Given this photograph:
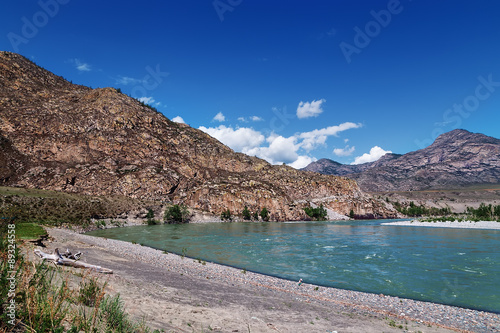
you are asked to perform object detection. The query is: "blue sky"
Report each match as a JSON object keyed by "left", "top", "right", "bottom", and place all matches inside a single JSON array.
[{"left": 1, "top": 1, "right": 500, "bottom": 168}]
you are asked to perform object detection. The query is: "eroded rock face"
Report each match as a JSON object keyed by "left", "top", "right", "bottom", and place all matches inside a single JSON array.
[
  {"left": 304, "top": 130, "right": 500, "bottom": 192},
  {"left": 0, "top": 52, "right": 398, "bottom": 220}
]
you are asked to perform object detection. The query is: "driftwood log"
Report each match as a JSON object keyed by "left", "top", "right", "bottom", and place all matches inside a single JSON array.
[{"left": 34, "top": 248, "right": 113, "bottom": 274}]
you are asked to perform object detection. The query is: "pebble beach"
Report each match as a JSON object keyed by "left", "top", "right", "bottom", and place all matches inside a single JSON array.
[
  {"left": 381, "top": 220, "right": 500, "bottom": 230},
  {"left": 39, "top": 227, "right": 500, "bottom": 333}
]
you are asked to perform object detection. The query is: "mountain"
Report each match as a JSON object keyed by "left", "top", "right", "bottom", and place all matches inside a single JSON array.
[
  {"left": 0, "top": 52, "right": 397, "bottom": 220},
  {"left": 303, "top": 129, "right": 500, "bottom": 192}
]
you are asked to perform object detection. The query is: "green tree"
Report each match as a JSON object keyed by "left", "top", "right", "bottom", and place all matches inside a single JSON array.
[
  {"left": 242, "top": 206, "right": 251, "bottom": 220},
  {"left": 303, "top": 205, "right": 328, "bottom": 221},
  {"left": 494, "top": 205, "right": 500, "bottom": 219},
  {"left": 260, "top": 207, "right": 270, "bottom": 221},
  {"left": 252, "top": 210, "right": 259, "bottom": 221},
  {"left": 164, "top": 204, "right": 190, "bottom": 223},
  {"left": 146, "top": 208, "right": 158, "bottom": 225},
  {"left": 349, "top": 209, "right": 355, "bottom": 219},
  {"left": 221, "top": 209, "right": 232, "bottom": 221}
]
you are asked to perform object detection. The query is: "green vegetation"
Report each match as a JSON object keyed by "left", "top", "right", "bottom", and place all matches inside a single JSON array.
[
  {"left": 0, "top": 186, "right": 151, "bottom": 228},
  {"left": 303, "top": 205, "right": 328, "bottom": 221},
  {"left": 220, "top": 209, "right": 232, "bottom": 221},
  {"left": 0, "top": 221, "right": 159, "bottom": 332},
  {"left": 145, "top": 208, "right": 160, "bottom": 225},
  {"left": 392, "top": 200, "right": 451, "bottom": 217},
  {"left": 260, "top": 207, "right": 270, "bottom": 221},
  {"left": 466, "top": 203, "right": 500, "bottom": 221},
  {"left": 78, "top": 275, "right": 105, "bottom": 307},
  {"left": 13, "top": 222, "right": 47, "bottom": 240},
  {"left": 163, "top": 204, "right": 190, "bottom": 223},
  {"left": 349, "top": 209, "right": 355, "bottom": 219},
  {"left": 242, "top": 206, "right": 251, "bottom": 220}
]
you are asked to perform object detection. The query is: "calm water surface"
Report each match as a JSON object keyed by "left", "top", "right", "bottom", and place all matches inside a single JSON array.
[{"left": 87, "top": 220, "right": 500, "bottom": 313}]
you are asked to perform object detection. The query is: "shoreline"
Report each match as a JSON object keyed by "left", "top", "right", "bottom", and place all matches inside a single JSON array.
[
  {"left": 381, "top": 220, "right": 500, "bottom": 230},
  {"left": 32, "top": 227, "right": 500, "bottom": 332}
]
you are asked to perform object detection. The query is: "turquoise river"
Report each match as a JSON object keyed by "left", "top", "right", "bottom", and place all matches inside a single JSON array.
[{"left": 86, "top": 219, "right": 500, "bottom": 313}]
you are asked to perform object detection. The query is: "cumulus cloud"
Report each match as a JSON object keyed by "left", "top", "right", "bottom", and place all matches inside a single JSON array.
[
  {"left": 250, "top": 116, "right": 263, "bottom": 121},
  {"left": 289, "top": 155, "right": 317, "bottom": 169},
  {"left": 296, "top": 99, "right": 326, "bottom": 119},
  {"left": 351, "top": 146, "right": 392, "bottom": 165},
  {"left": 199, "top": 121, "right": 362, "bottom": 169},
  {"left": 246, "top": 135, "right": 299, "bottom": 164},
  {"left": 333, "top": 145, "right": 355, "bottom": 157},
  {"left": 172, "top": 116, "right": 185, "bottom": 124},
  {"left": 298, "top": 122, "right": 362, "bottom": 151},
  {"left": 213, "top": 112, "right": 226, "bottom": 122},
  {"left": 199, "top": 125, "right": 265, "bottom": 152}
]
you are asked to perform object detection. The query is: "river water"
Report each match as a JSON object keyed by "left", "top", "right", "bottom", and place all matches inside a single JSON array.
[{"left": 86, "top": 219, "right": 500, "bottom": 313}]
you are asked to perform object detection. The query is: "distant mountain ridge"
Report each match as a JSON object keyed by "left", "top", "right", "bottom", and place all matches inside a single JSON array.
[
  {"left": 0, "top": 51, "right": 397, "bottom": 220},
  {"left": 303, "top": 129, "right": 500, "bottom": 192}
]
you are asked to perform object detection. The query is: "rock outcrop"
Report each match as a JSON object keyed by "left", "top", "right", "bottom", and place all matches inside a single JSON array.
[
  {"left": 0, "top": 52, "right": 398, "bottom": 220},
  {"left": 303, "top": 130, "right": 500, "bottom": 192}
]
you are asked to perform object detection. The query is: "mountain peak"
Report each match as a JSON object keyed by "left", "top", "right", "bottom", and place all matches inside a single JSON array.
[{"left": 304, "top": 129, "right": 500, "bottom": 191}]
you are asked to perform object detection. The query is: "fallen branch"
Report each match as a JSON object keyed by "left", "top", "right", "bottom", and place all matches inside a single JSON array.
[{"left": 34, "top": 248, "right": 113, "bottom": 274}]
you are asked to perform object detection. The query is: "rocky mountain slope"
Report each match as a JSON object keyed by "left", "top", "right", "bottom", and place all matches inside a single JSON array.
[
  {"left": 303, "top": 130, "right": 500, "bottom": 192},
  {"left": 0, "top": 52, "right": 397, "bottom": 220}
]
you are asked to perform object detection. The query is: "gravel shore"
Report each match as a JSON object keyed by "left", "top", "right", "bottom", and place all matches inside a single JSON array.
[
  {"left": 38, "top": 227, "right": 500, "bottom": 333},
  {"left": 381, "top": 220, "right": 500, "bottom": 230}
]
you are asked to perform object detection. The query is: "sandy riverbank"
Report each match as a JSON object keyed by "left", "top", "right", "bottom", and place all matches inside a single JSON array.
[
  {"left": 27, "top": 227, "right": 500, "bottom": 332},
  {"left": 381, "top": 220, "right": 500, "bottom": 230}
]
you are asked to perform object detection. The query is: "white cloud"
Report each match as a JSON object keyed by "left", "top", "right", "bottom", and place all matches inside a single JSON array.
[
  {"left": 246, "top": 135, "right": 299, "bottom": 164},
  {"left": 351, "top": 146, "right": 392, "bottom": 165},
  {"left": 289, "top": 155, "right": 316, "bottom": 169},
  {"left": 172, "top": 116, "right": 185, "bottom": 124},
  {"left": 213, "top": 112, "right": 225, "bottom": 122},
  {"left": 199, "top": 121, "right": 362, "bottom": 170},
  {"left": 68, "top": 58, "right": 91, "bottom": 72},
  {"left": 333, "top": 145, "right": 355, "bottom": 157},
  {"left": 298, "top": 122, "right": 362, "bottom": 151},
  {"left": 296, "top": 99, "right": 326, "bottom": 119},
  {"left": 115, "top": 76, "right": 142, "bottom": 85},
  {"left": 199, "top": 125, "right": 265, "bottom": 152},
  {"left": 237, "top": 115, "right": 263, "bottom": 123},
  {"left": 74, "top": 59, "right": 91, "bottom": 72},
  {"left": 138, "top": 96, "right": 155, "bottom": 105}
]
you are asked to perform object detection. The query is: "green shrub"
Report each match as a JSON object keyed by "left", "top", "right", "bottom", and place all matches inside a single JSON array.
[
  {"left": 242, "top": 206, "right": 251, "bottom": 220},
  {"left": 164, "top": 204, "right": 190, "bottom": 223},
  {"left": 304, "top": 205, "right": 328, "bottom": 221},
  {"left": 260, "top": 207, "right": 270, "bottom": 221},
  {"left": 221, "top": 209, "right": 232, "bottom": 221},
  {"left": 78, "top": 276, "right": 105, "bottom": 307}
]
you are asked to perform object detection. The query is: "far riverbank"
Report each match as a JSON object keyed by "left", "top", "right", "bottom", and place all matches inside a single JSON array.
[{"left": 381, "top": 220, "right": 500, "bottom": 230}]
